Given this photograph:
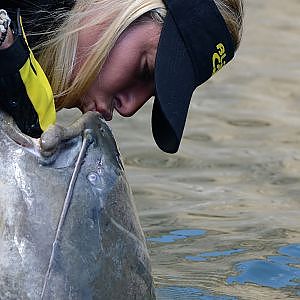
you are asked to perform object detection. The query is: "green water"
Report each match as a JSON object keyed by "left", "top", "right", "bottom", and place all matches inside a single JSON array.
[
  {"left": 59, "top": 0, "right": 300, "bottom": 298},
  {"left": 113, "top": 1, "right": 300, "bottom": 299}
]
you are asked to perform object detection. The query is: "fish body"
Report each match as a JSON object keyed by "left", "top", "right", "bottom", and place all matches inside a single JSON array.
[{"left": 0, "top": 111, "right": 155, "bottom": 300}]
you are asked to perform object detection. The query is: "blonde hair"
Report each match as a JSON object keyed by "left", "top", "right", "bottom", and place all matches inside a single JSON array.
[
  {"left": 35, "top": 0, "right": 243, "bottom": 110},
  {"left": 214, "top": 0, "right": 244, "bottom": 49},
  {"left": 36, "top": 0, "right": 166, "bottom": 110}
]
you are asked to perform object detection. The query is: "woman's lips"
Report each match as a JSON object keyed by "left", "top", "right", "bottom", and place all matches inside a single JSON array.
[
  {"left": 95, "top": 105, "right": 113, "bottom": 121},
  {"left": 94, "top": 109, "right": 112, "bottom": 121},
  {"left": 103, "top": 111, "right": 113, "bottom": 121},
  {"left": 114, "top": 97, "right": 122, "bottom": 110},
  {"left": 81, "top": 98, "right": 114, "bottom": 121}
]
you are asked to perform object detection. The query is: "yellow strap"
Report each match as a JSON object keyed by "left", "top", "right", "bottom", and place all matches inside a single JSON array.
[
  {"left": 19, "top": 54, "right": 56, "bottom": 131},
  {"left": 19, "top": 15, "right": 56, "bottom": 131}
]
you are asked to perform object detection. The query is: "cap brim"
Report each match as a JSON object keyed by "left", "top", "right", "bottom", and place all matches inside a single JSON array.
[{"left": 152, "top": 12, "right": 196, "bottom": 153}]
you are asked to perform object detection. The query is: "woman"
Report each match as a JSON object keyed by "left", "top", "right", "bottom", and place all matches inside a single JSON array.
[{"left": 0, "top": 0, "right": 243, "bottom": 153}]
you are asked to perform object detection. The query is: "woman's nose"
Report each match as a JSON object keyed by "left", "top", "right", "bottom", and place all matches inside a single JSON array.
[{"left": 114, "top": 84, "right": 154, "bottom": 117}]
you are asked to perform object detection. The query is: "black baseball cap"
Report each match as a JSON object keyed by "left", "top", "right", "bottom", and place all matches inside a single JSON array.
[{"left": 152, "top": 0, "right": 235, "bottom": 153}]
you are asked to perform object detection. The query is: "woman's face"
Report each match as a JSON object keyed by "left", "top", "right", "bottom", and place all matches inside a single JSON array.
[{"left": 75, "top": 20, "right": 162, "bottom": 121}]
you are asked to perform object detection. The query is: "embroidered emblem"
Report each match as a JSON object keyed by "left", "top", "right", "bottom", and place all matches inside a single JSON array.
[{"left": 212, "top": 43, "right": 227, "bottom": 75}]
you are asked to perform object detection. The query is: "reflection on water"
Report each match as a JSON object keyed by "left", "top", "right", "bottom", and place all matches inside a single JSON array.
[
  {"left": 153, "top": 240, "right": 300, "bottom": 298},
  {"left": 108, "top": 0, "right": 300, "bottom": 299},
  {"left": 148, "top": 229, "right": 206, "bottom": 243},
  {"left": 156, "top": 286, "right": 237, "bottom": 300},
  {"left": 227, "top": 244, "right": 300, "bottom": 290}
]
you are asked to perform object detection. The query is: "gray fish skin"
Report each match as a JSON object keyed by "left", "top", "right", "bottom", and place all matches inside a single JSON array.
[{"left": 0, "top": 111, "right": 155, "bottom": 300}]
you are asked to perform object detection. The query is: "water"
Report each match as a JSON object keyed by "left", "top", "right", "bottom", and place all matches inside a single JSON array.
[{"left": 59, "top": 0, "right": 300, "bottom": 298}]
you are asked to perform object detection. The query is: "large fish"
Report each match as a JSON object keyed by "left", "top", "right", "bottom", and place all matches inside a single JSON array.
[{"left": 0, "top": 110, "right": 155, "bottom": 300}]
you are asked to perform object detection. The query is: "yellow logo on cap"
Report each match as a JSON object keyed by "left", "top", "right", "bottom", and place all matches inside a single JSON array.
[{"left": 212, "top": 43, "right": 226, "bottom": 75}]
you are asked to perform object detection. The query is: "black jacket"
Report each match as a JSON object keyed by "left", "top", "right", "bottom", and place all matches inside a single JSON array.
[
  {"left": 5, "top": 1, "right": 75, "bottom": 47},
  {"left": 0, "top": 1, "right": 74, "bottom": 137}
]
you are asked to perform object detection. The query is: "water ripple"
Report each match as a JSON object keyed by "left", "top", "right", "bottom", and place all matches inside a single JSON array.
[
  {"left": 186, "top": 249, "right": 245, "bottom": 262},
  {"left": 227, "top": 119, "right": 271, "bottom": 128},
  {"left": 156, "top": 286, "right": 237, "bottom": 300},
  {"left": 123, "top": 152, "right": 197, "bottom": 169}
]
